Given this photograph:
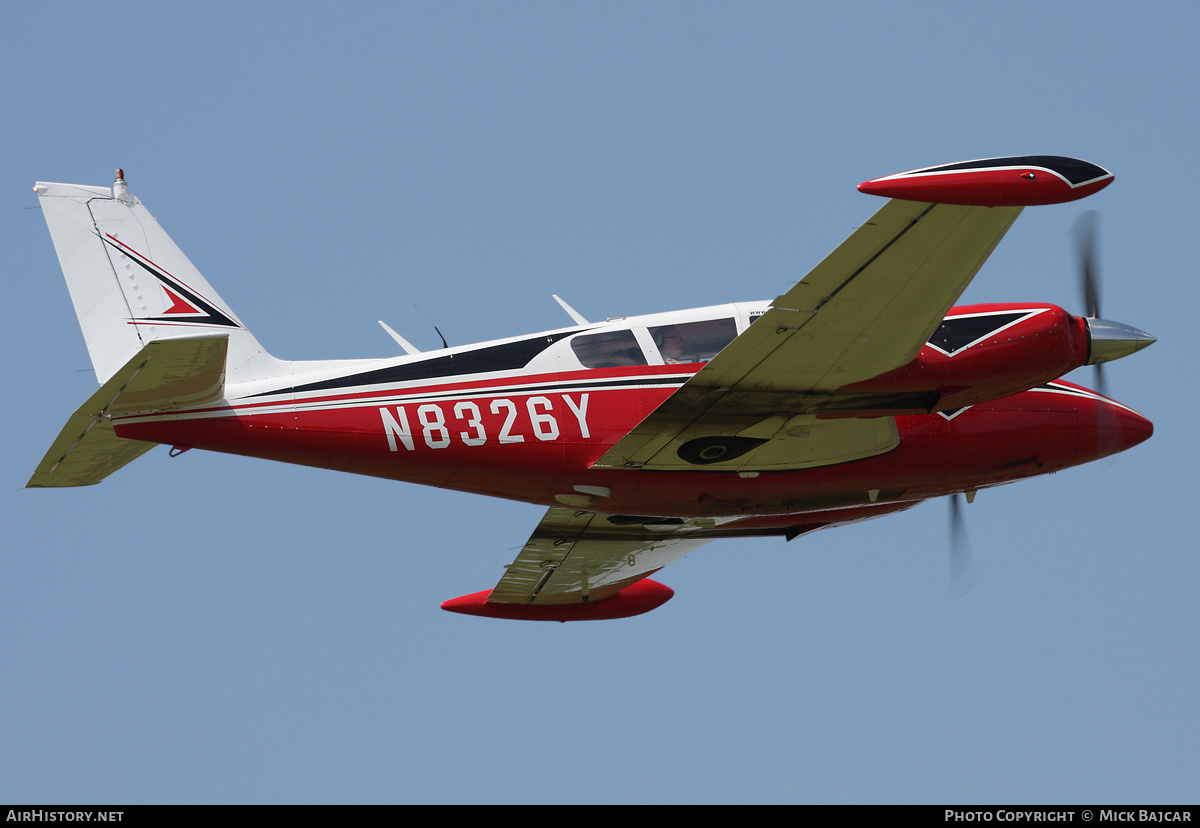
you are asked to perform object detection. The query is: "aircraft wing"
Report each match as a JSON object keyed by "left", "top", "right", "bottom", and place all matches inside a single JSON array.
[
  {"left": 441, "top": 507, "right": 717, "bottom": 620},
  {"left": 441, "top": 499, "right": 926, "bottom": 620},
  {"left": 487, "top": 507, "right": 714, "bottom": 603},
  {"left": 595, "top": 199, "right": 1024, "bottom": 471}
]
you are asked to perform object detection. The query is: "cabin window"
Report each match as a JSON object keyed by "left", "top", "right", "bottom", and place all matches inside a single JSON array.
[
  {"left": 570, "top": 329, "right": 649, "bottom": 368},
  {"left": 649, "top": 318, "right": 737, "bottom": 364}
]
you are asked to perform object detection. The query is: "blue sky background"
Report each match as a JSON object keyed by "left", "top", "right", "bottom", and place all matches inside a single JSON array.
[{"left": 3, "top": 2, "right": 1197, "bottom": 804}]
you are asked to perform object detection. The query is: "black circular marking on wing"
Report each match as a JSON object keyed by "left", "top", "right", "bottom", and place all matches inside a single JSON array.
[{"left": 677, "top": 436, "right": 767, "bottom": 465}]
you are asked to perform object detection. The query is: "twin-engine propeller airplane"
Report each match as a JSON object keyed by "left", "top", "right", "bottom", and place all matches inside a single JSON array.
[{"left": 29, "top": 157, "right": 1155, "bottom": 620}]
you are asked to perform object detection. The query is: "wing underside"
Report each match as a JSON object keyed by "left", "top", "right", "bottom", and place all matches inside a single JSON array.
[
  {"left": 442, "top": 498, "right": 925, "bottom": 620},
  {"left": 445, "top": 198, "right": 1028, "bottom": 619},
  {"left": 596, "top": 200, "right": 1023, "bottom": 471},
  {"left": 488, "top": 507, "right": 716, "bottom": 605}
]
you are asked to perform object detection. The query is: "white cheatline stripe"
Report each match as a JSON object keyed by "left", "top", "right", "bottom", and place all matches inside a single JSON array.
[{"left": 1030, "top": 382, "right": 1141, "bottom": 415}]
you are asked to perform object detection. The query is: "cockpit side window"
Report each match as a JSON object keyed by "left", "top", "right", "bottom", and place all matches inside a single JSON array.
[
  {"left": 570, "top": 329, "right": 649, "bottom": 369},
  {"left": 649, "top": 318, "right": 737, "bottom": 364}
]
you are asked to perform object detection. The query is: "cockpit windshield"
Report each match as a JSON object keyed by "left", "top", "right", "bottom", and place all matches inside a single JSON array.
[{"left": 649, "top": 318, "right": 737, "bottom": 364}]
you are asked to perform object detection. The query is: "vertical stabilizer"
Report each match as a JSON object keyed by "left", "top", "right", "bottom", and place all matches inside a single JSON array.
[{"left": 34, "top": 171, "right": 281, "bottom": 384}]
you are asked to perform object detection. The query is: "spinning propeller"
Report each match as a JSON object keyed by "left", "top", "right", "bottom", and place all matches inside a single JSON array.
[
  {"left": 1075, "top": 211, "right": 1108, "bottom": 397},
  {"left": 1074, "top": 210, "right": 1156, "bottom": 460},
  {"left": 1073, "top": 210, "right": 1155, "bottom": 393},
  {"left": 944, "top": 211, "right": 1155, "bottom": 597},
  {"left": 948, "top": 492, "right": 977, "bottom": 597}
]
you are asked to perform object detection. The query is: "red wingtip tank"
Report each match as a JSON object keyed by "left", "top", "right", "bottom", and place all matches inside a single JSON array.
[
  {"left": 441, "top": 578, "right": 675, "bottom": 622},
  {"left": 858, "top": 155, "right": 1113, "bottom": 206}
]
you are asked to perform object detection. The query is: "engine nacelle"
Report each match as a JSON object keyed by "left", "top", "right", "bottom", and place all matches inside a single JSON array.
[{"left": 832, "top": 303, "right": 1090, "bottom": 414}]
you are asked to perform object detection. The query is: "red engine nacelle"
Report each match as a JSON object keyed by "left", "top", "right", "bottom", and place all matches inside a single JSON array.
[{"left": 834, "top": 303, "right": 1090, "bottom": 414}]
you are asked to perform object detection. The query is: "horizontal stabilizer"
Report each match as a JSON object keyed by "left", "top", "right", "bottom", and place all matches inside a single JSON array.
[{"left": 28, "top": 335, "right": 228, "bottom": 488}]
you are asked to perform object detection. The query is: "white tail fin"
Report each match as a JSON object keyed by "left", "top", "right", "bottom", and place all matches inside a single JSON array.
[{"left": 35, "top": 171, "right": 280, "bottom": 384}]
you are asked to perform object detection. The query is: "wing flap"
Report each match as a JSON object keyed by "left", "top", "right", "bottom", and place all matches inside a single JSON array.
[{"left": 632, "top": 413, "right": 900, "bottom": 472}]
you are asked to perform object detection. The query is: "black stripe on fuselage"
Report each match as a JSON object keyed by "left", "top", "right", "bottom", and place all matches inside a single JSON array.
[{"left": 254, "top": 332, "right": 578, "bottom": 397}]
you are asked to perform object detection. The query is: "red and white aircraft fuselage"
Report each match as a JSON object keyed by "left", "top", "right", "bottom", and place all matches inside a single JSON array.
[{"left": 28, "top": 157, "right": 1154, "bottom": 620}]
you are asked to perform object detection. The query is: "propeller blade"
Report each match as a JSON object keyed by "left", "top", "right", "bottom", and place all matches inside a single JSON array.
[
  {"left": 949, "top": 493, "right": 977, "bottom": 597},
  {"left": 1069, "top": 211, "right": 1151, "bottom": 463},
  {"left": 1074, "top": 210, "right": 1115, "bottom": 399},
  {"left": 1075, "top": 210, "right": 1101, "bottom": 319},
  {"left": 1094, "top": 361, "right": 1108, "bottom": 400}
]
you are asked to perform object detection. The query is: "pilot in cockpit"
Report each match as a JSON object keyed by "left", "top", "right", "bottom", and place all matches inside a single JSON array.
[{"left": 655, "top": 326, "right": 686, "bottom": 364}]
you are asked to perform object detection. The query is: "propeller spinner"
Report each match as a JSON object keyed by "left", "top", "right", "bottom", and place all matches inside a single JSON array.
[{"left": 1074, "top": 211, "right": 1156, "bottom": 396}]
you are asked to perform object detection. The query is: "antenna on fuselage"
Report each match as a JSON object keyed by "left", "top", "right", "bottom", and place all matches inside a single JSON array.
[
  {"left": 552, "top": 294, "right": 589, "bottom": 325},
  {"left": 377, "top": 320, "right": 421, "bottom": 355},
  {"left": 414, "top": 304, "right": 449, "bottom": 349}
]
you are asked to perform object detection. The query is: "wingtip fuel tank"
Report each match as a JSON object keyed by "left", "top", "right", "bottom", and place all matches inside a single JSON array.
[{"left": 859, "top": 155, "right": 1113, "bottom": 206}]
